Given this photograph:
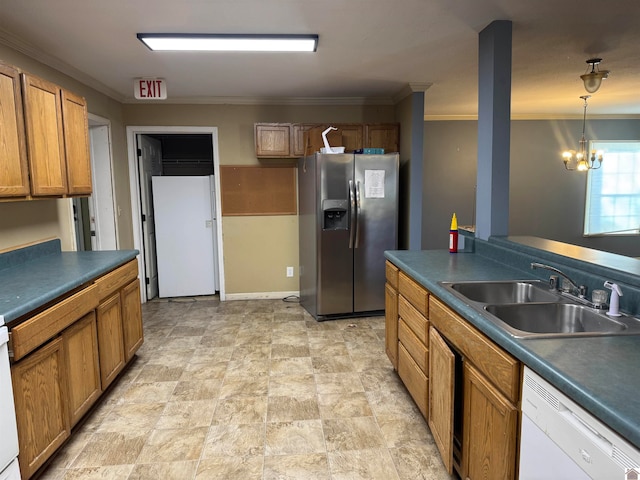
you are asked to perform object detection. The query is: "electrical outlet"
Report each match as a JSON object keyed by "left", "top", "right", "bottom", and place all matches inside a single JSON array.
[{"left": 286, "top": 266, "right": 294, "bottom": 277}]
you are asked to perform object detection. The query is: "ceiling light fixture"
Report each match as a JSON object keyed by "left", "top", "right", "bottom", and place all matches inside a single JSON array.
[
  {"left": 562, "top": 95, "right": 603, "bottom": 171},
  {"left": 137, "top": 33, "right": 319, "bottom": 52},
  {"left": 580, "top": 58, "right": 609, "bottom": 93}
]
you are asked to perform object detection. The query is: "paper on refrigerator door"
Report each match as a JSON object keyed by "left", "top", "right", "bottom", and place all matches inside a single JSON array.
[{"left": 364, "top": 170, "right": 385, "bottom": 198}]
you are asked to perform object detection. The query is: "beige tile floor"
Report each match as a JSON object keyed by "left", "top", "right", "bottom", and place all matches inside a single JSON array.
[{"left": 38, "top": 297, "right": 451, "bottom": 480}]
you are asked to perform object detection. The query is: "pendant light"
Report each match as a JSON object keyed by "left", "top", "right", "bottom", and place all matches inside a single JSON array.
[{"left": 562, "top": 95, "right": 603, "bottom": 171}]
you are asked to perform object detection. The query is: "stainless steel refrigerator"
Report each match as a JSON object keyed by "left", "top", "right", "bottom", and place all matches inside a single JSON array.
[{"left": 298, "top": 153, "right": 399, "bottom": 320}]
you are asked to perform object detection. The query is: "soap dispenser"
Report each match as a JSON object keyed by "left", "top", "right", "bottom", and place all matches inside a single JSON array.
[{"left": 604, "top": 281, "right": 623, "bottom": 317}]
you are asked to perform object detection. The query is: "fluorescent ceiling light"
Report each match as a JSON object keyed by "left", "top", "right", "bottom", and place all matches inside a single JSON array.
[{"left": 137, "top": 33, "right": 318, "bottom": 52}]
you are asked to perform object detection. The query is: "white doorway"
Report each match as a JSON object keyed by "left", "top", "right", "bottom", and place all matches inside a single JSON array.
[
  {"left": 126, "top": 126, "right": 225, "bottom": 303},
  {"left": 72, "top": 114, "right": 118, "bottom": 252}
]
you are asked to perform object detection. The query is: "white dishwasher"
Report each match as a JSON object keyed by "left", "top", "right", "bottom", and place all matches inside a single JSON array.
[
  {"left": 0, "top": 319, "right": 20, "bottom": 480},
  {"left": 520, "top": 366, "right": 640, "bottom": 479}
]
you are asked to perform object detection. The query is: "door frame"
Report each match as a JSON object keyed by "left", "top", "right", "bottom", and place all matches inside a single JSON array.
[{"left": 126, "top": 126, "right": 225, "bottom": 303}]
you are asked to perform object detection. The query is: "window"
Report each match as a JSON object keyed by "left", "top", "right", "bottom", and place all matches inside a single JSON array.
[{"left": 584, "top": 141, "right": 640, "bottom": 236}]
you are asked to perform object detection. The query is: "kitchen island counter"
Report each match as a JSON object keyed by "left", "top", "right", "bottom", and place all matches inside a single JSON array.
[{"left": 385, "top": 245, "right": 640, "bottom": 449}]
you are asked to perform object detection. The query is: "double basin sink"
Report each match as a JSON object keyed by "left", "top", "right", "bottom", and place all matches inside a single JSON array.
[{"left": 439, "top": 280, "right": 640, "bottom": 339}]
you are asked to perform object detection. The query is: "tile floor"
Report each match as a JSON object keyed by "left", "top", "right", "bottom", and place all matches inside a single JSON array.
[{"left": 38, "top": 297, "right": 451, "bottom": 480}]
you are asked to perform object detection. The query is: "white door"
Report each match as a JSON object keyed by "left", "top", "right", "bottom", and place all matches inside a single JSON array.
[
  {"left": 137, "top": 135, "right": 162, "bottom": 300},
  {"left": 152, "top": 175, "right": 217, "bottom": 297}
]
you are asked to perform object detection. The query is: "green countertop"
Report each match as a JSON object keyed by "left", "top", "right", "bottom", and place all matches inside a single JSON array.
[
  {"left": 0, "top": 240, "right": 138, "bottom": 325},
  {"left": 385, "top": 248, "right": 640, "bottom": 449}
]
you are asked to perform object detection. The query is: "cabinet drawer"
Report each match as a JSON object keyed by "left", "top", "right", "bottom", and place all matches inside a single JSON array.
[
  {"left": 398, "top": 318, "right": 428, "bottom": 374},
  {"left": 10, "top": 284, "right": 98, "bottom": 361},
  {"left": 398, "top": 272, "right": 428, "bottom": 315},
  {"left": 385, "top": 261, "right": 399, "bottom": 289},
  {"left": 429, "top": 296, "right": 520, "bottom": 403},
  {"left": 398, "top": 295, "right": 428, "bottom": 345},
  {"left": 398, "top": 342, "right": 428, "bottom": 419},
  {"left": 94, "top": 260, "right": 138, "bottom": 300}
]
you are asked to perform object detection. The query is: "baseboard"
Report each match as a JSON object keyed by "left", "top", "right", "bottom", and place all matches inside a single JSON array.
[{"left": 224, "top": 291, "right": 300, "bottom": 301}]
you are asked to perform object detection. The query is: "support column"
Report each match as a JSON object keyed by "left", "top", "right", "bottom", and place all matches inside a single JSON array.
[
  {"left": 409, "top": 90, "right": 425, "bottom": 250},
  {"left": 475, "top": 20, "right": 512, "bottom": 240}
]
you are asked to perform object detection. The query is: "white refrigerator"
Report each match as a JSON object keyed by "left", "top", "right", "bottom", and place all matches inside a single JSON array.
[{"left": 151, "top": 175, "right": 219, "bottom": 298}]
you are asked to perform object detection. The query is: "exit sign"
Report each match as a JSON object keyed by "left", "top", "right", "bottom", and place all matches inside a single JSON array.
[{"left": 134, "top": 78, "right": 167, "bottom": 99}]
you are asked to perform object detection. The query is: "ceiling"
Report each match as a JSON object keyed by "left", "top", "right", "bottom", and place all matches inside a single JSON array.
[{"left": 0, "top": 0, "right": 638, "bottom": 118}]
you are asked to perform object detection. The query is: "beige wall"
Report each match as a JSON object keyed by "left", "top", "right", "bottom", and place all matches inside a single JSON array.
[
  {"left": 122, "top": 103, "right": 397, "bottom": 295},
  {"left": 0, "top": 45, "right": 131, "bottom": 251},
  {"left": 0, "top": 41, "right": 400, "bottom": 295}
]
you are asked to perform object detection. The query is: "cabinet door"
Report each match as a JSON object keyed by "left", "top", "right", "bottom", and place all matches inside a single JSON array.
[
  {"left": 96, "top": 293, "right": 125, "bottom": 389},
  {"left": 462, "top": 361, "right": 518, "bottom": 480},
  {"left": 365, "top": 124, "right": 399, "bottom": 153},
  {"left": 61, "top": 89, "right": 92, "bottom": 195},
  {"left": 255, "top": 123, "right": 291, "bottom": 157},
  {"left": 428, "top": 327, "right": 455, "bottom": 475},
  {"left": 291, "top": 124, "right": 308, "bottom": 157},
  {"left": 22, "top": 73, "right": 68, "bottom": 196},
  {"left": 0, "top": 62, "right": 30, "bottom": 197},
  {"left": 384, "top": 282, "right": 398, "bottom": 369},
  {"left": 11, "top": 337, "right": 70, "bottom": 479},
  {"left": 63, "top": 311, "right": 101, "bottom": 427},
  {"left": 121, "top": 279, "right": 144, "bottom": 361},
  {"left": 337, "top": 124, "right": 363, "bottom": 152}
]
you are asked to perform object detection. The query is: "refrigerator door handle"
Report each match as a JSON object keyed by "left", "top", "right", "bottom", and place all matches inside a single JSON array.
[
  {"left": 348, "top": 180, "right": 356, "bottom": 249},
  {"left": 355, "top": 180, "right": 362, "bottom": 248}
]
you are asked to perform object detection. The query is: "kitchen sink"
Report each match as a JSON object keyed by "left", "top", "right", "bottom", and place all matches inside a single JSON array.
[
  {"left": 438, "top": 279, "right": 640, "bottom": 339},
  {"left": 483, "top": 303, "right": 640, "bottom": 338},
  {"left": 443, "top": 280, "right": 562, "bottom": 304}
]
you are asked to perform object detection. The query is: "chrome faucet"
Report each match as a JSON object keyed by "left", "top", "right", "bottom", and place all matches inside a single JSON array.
[{"left": 530, "top": 262, "right": 587, "bottom": 298}]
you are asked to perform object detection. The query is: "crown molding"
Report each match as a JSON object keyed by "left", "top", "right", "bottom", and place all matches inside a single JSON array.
[
  {"left": 393, "top": 82, "right": 432, "bottom": 103},
  {"left": 121, "top": 95, "right": 397, "bottom": 106},
  {"left": 0, "top": 27, "right": 125, "bottom": 102}
]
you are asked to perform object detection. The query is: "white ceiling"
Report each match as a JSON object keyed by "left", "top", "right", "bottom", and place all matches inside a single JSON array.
[{"left": 1, "top": 0, "right": 639, "bottom": 118}]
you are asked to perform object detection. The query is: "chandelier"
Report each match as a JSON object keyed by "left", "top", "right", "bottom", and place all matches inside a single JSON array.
[{"left": 562, "top": 95, "right": 603, "bottom": 171}]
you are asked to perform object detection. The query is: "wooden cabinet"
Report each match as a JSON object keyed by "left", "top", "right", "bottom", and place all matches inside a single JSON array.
[
  {"left": 428, "top": 327, "right": 455, "bottom": 474},
  {"left": 428, "top": 296, "right": 520, "bottom": 480},
  {"left": 462, "top": 362, "right": 518, "bottom": 480},
  {"left": 395, "top": 271, "right": 430, "bottom": 420},
  {"left": 255, "top": 123, "right": 292, "bottom": 157},
  {"left": 0, "top": 60, "right": 91, "bottom": 200},
  {"left": 96, "top": 293, "right": 125, "bottom": 389},
  {"left": 61, "top": 89, "right": 92, "bottom": 195},
  {"left": 385, "top": 260, "right": 521, "bottom": 480},
  {"left": 255, "top": 122, "right": 400, "bottom": 158},
  {"left": 0, "top": 62, "right": 30, "bottom": 197},
  {"left": 62, "top": 311, "right": 101, "bottom": 426},
  {"left": 384, "top": 260, "right": 399, "bottom": 369},
  {"left": 95, "top": 259, "right": 142, "bottom": 387},
  {"left": 11, "top": 337, "right": 70, "bottom": 479},
  {"left": 22, "top": 73, "right": 68, "bottom": 196},
  {"left": 365, "top": 123, "right": 400, "bottom": 153},
  {"left": 9, "top": 259, "right": 142, "bottom": 479},
  {"left": 121, "top": 279, "right": 144, "bottom": 362}
]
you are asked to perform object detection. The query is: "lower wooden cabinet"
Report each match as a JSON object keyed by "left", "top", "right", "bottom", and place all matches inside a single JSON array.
[
  {"left": 10, "top": 259, "right": 143, "bottom": 479},
  {"left": 96, "top": 293, "right": 126, "bottom": 389},
  {"left": 463, "top": 362, "right": 518, "bottom": 480},
  {"left": 11, "top": 337, "right": 69, "bottom": 479},
  {"left": 63, "top": 311, "right": 101, "bottom": 427},
  {"left": 384, "top": 282, "right": 398, "bottom": 369},
  {"left": 121, "top": 279, "right": 143, "bottom": 362},
  {"left": 428, "top": 327, "right": 455, "bottom": 474}
]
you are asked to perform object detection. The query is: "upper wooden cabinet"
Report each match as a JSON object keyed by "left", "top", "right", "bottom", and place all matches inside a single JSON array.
[
  {"left": 0, "top": 62, "right": 30, "bottom": 197},
  {"left": 0, "top": 60, "right": 92, "bottom": 200},
  {"left": 22, "top": 74, "right": 68, "bottom": 196},
  {"left": 255, "top": 122, "right": 400, "bottom": 158},
  {"left": 61, "top": 89, "right": 92, "bottom": 195}
]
